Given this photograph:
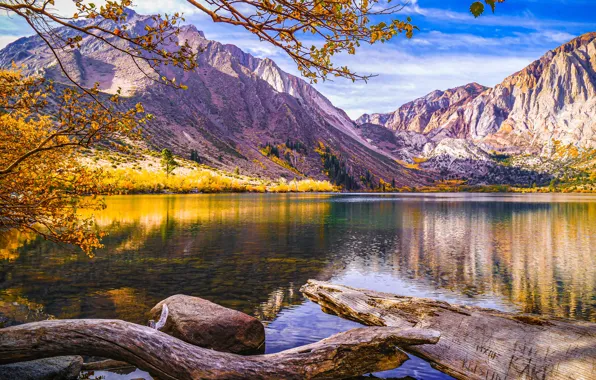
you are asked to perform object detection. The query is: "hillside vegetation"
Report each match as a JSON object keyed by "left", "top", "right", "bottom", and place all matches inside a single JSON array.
[{"left": 83, "top": 148, "right": 335, "bottom": 194}]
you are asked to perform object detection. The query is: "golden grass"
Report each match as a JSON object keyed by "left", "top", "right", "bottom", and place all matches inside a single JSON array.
[{"left": 99, "top": 167, "right": 335, "bottom": 194}]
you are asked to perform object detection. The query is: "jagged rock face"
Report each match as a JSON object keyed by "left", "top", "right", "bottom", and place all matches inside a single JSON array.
[
  {"left": 426, "top": 138, "right": 490, "bottom": 161},
  {"left": 475, "top": 32, "right": 596, "bottom": 151},
  {"left": 356, "top": 83, "right": 486, "bottom": 136},
  {"left": 357, "top": 32, "right": 596, "bottom": 155},
  {"left": 354, "top": 84, "right": 487, "bottom": 163},
  {"left": 351, "top": 33, "right": 596, "bottom": 185},
  {"left": 0, "top": 10, "right": 427, "bottom": 187},
  {"left": 357, "top": 124, "right": 432, "bottom": 163}
]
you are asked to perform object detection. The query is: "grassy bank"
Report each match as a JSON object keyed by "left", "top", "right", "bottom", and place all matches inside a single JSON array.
[
  {"left": 98, "top": 168, "right": 595, "bottom": 195},
  {"left": 85, "top": 148, "right": 594, "bottom": 195},
  {"left": 99, "top": 167, "right": 335, "bottom": 194}
]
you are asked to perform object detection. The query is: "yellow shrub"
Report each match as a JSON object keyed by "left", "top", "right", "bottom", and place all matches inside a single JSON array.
[{"left": 99, "top": 167, "right": 335, "bottom": 194}]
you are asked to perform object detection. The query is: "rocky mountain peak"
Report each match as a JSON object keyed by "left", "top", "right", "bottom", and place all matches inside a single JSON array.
[
  {"left": 355, "top": 82, "right": 487, "bottom": 138},
  {"left": 462, "top": 82, "right": 486, "bottom": 93},
  {"left": 468, "top": 32, "right": 596, "bottom": 148},
  {"left": 554, "top": 31, "right": 596, "bottom": 55},
  {"left": 500, "top": 32, "right": 596, "bottom": 92},
  {"left": 357, "top": 31, "right": 596, "bottom": 165},
  {"left": 180, "top": 24, "right": 206, "bottom": 39},
  {"left": 355, "top": 83, "right": 487, "bottom": 129}
]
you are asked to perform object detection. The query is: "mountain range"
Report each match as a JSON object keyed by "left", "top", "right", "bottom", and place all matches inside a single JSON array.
[
  {"left": 1, "top": 10, "right": 595, "bottom": 189},
  {"left": 356, "top": 33, "right": 596, "bottom": 186},
  {"left": 358, "top": 32, "right": 596, "bottom": 150}
]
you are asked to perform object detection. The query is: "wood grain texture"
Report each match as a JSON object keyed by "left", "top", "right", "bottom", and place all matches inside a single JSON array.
[
  {"left": 0, "top": 319, "right": 439, "bottom": 380},
  {"left": 301, "top": 280, "right": 596, "bottom": 380},
  {"left": 81, "top": 359, "right": 134, "bottom": 371}
]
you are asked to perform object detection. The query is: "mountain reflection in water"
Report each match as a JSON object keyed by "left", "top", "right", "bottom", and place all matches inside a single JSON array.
[{"left": 1, "top": 193, "right": 595, "bottom": 378}]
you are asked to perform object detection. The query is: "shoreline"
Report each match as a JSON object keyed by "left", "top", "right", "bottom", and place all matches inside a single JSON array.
[{"left": 96, "top": 187, "right": 596, "bottom": 196}]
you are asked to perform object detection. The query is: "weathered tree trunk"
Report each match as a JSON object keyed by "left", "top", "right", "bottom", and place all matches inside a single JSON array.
[
  {"left": 0, "top": 319, "right": 438, "bottom": 380},
  {"left": 301, "top": 280, "right": 596, "bottom": 380}
]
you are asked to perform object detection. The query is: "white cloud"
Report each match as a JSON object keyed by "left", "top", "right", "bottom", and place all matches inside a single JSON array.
[
  {"left": 133, "top": 0, "right": 205, "bottom": 16},
  {"left": 0, "top": 35, "right": 21, "bottom": 49},
  {"left": 311, "top": 48, "right": 537, "bottom": 119},
  {"left": 406, "top": 30, "right": 576, "bottom": 51}
]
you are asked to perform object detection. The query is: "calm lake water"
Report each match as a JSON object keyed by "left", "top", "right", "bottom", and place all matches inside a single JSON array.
[{"left": 1, "top": 193, "right": 595, "bottom": 379}]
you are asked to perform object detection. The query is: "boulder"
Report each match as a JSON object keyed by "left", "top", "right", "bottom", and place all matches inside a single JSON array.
[
  {"left": 0, "top": 356, "right": 82, "bottom": 380},
  {"left": 148, "top": 295, "right": 265, "bottom": 354}
]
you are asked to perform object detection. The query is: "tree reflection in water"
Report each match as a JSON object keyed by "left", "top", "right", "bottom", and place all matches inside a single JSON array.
[{"left": 1, "top": 193, "right": 594, "bottom": 329}]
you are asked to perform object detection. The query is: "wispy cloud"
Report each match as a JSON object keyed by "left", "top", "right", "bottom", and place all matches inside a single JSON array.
[
  {"left": 311, "top": 49, "right": 536, "bottom": 119},
  {"left": 409, "top": 30, "right": 576, "bottom": 50}
]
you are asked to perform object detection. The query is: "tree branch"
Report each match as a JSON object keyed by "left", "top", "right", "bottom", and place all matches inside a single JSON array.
[{"left": 0, "top": 319, "right": 439, "bottom": 380}]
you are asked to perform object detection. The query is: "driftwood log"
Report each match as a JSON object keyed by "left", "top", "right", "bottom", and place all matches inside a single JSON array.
[
  {"left": 81, "top": 359, "right": 134, "bottom": 371},
  {"left": 0, "top": 319, "right": 439, "bottom": 379},
  {"left": 301, "top": 280, "right": 596, "bottom": 380}
]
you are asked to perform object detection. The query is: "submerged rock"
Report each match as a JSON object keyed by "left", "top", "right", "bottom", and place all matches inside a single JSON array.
[
  {"left": 149, "top": 295, "right": 265, "bottom": 354},
  {"left": 0, "top": 356, "right": 83, "bottom": 380}
]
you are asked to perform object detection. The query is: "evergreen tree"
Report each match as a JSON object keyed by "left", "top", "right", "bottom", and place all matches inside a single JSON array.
[
  {"left": 190, "top": 149, "right": 201, "bottom": 163},
  {"left": 161, "top": 149, "right": 179, "bottom": 178}
]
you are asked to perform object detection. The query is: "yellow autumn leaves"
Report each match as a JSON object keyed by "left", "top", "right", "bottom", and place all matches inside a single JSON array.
[{"left": 0, "top": 68, "right": 147, "bottom": 254}]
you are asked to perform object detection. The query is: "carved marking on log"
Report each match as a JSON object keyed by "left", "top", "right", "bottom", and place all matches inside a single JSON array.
[{"left": 475, "top": 345, "right": 499, "bottom": 360}]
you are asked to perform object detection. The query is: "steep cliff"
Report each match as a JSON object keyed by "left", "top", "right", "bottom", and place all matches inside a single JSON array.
[{"left": 358, "top": 33, "right": 596, "bottom": 154}]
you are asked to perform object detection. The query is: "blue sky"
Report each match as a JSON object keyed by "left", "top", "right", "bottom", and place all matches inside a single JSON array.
[{"left": 2, "top": 0, "right": 596, "bottom": 118}]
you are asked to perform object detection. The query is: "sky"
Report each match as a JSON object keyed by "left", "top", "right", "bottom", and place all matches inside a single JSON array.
[{"left": 2, "top": 0, "right": 596, "bottom": 119}]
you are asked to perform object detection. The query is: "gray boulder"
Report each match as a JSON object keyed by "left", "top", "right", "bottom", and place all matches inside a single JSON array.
[
  {"left": 0, "top": 356, "right": 83, "bottom": 380},
  {"left": 149, "top": 295, "right": 265, "bottom": 354}
]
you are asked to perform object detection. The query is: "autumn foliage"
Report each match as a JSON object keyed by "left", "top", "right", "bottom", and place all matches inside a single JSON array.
[{"left": 0, "top": 69, "right": 148, "bottom": 254}]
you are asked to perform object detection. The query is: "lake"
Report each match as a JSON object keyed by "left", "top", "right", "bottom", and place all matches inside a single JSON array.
[{"left": 1, "top": 193, "right": 595, "bottom": 379}]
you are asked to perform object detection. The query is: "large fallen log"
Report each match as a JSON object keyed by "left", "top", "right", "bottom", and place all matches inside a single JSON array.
[
  {"left": 301, "top": 280, "right": 596, "bottom": 380},
  {"left": 0, "top": 319, "right": 439, "bottom": 380}
]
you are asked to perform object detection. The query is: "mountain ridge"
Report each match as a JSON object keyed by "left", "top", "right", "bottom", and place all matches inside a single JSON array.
[
  {"left": 357, "top": 32, "right": 596, "bottom": 154},
  {"left": 1, "top": 11, "right": 594, "bottom": 190},
  {"left": 352, "top": 32, "right": 596, "bottom": 188},
  {"left": 0, "top": 10, "right": 427, "bottom": 189}
]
